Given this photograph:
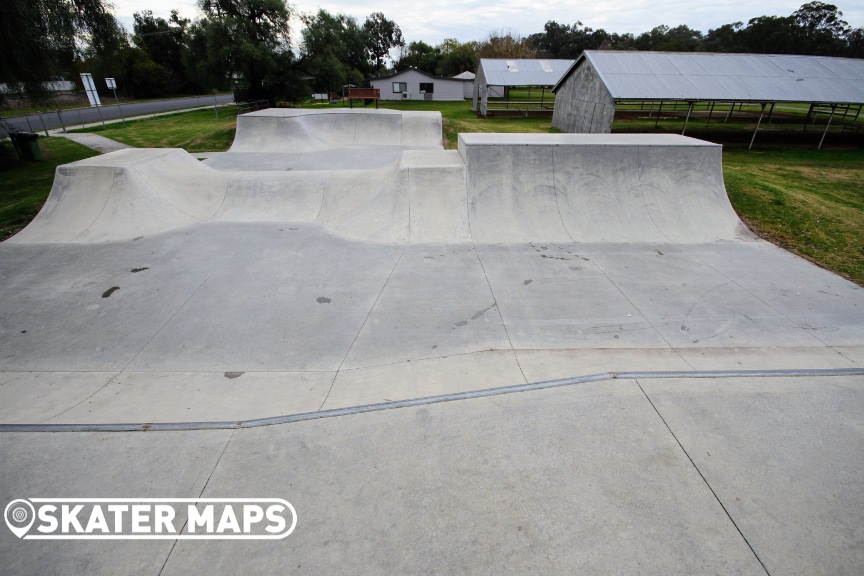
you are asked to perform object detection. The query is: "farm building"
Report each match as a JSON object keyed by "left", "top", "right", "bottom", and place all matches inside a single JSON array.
[
  {"left": 472, "top": 59, "right": 574, "bottom": 117},
  {"left": 453, "top": 71, "right": 476, "bottom": 98},
  {"left": 552, "top": 51, "right": 864, "bottom": 144},
  {"left": 370, "top": 68, "right": 466, "bottom": 101}
]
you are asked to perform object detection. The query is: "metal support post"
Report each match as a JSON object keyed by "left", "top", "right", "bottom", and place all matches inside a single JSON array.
[
  {"left": 681, "top": 101, "right": 694, "bottom": 135},
  {"left": 704, "top": 101, "right": 715, "bottom": 128},
  {"left": 654, "top": 101, "right": 663, "bottom": 129},
  {"left": 749, "top": 103, "right": 767, "bottom": 150},
  {"left": 818, "top": 105, "right": 836, "bottom": 149},
  {"left": 55, "top": 110, "right": 67, "bottom": 133},
  {"left": 112, "top": 89, "right": 126, "bottom": 127},
  {"left": 36, "top": 111, "right": 49, "bottom": 136}
]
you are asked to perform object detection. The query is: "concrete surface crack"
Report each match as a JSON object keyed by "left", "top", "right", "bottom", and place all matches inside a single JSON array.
[
  {"left": 318, "top": 245, "right": 409, "bottom": 411},
  {"left": 157, "top": 429, "right": 235, "bottom": 576},
  {"left": 635, "top": 379, "right": 771, "bottom": 576},
  {"left": 472, "top": 245, "right": 528, "bottom": 384}
]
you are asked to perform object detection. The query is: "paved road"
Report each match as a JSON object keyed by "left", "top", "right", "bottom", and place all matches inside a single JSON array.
[{"left": 1, "top": 94, "right": 234, "bottom": 134}]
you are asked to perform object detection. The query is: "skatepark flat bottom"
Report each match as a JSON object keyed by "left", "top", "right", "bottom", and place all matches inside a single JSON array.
[{"left": 1, "top": 220, "right": 862, "bottom": 423}]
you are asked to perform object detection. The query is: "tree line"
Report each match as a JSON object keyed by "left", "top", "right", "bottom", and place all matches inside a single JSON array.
[{"left": 1, "top": 0, "right": 861, "bottom": 108}]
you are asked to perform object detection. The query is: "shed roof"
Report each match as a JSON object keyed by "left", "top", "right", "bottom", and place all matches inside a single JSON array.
[
  {"left": 371, "top": 67, "right": 462, "bottom": 83},
  {"left": 553, "top": 51, "right": 864, "bottom": 104},
  {"left": 477, "top": 59, "right": 574, "bottom": 87}
]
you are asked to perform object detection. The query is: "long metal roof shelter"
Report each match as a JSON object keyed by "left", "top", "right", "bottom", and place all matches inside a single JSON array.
[
  {"left": 551, "top": 51, "right": 864, "bottom": 148},
  {"left": 553, "top": 51, "right": 864, "bottom": 104}
]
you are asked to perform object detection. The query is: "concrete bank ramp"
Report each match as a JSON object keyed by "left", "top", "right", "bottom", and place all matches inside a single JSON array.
[
  {"left": 8, "top": 147, "right": 470, "bottom": 244},
  {"left": 10, "top": 113, "right": 749, "bottom": 245},
  {"left": 228, "top": 108, "right": 444, "bottom": 153},
  {"left": 459, "top": 133, "right": 751, "bottom": 244}
]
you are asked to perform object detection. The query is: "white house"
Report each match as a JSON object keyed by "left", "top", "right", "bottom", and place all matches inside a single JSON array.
[
  {"left": 453, "top": 71, "right": 476, "bottom": 98},
  {"left": 370, "top": 68, "right": 466, "bottom": 101}
]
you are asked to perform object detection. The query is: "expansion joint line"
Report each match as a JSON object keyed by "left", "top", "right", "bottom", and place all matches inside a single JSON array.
[
  {"left": 471, "top": 243, "right": 527, "bottom": 384},
  {"left": 635, "top": 379, "right": 771, "bottom": 576},
  {"left": 317, "top": 244, "right": 409, "bottom": 411},
  {"left": 157, "top": 429, "right": 235, "bottom": 576},
  {"left": 588, "top": 257, "right": 695, "bottom": 371}
]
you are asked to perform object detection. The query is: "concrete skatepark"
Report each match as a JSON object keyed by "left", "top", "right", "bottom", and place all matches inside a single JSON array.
[{"left": 1, "top": 108, "right": 863, "bottom": 574}]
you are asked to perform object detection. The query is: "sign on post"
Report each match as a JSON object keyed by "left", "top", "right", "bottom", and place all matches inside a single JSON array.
[{"left": 80, "top": 73, "right": 102, "bottom": 107}]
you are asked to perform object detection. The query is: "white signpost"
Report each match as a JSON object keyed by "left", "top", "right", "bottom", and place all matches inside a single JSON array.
[
  {"left": 105, "top": 78, "right": 126, "bottom": 126},
  {"left": 79, "top": 73, "right": 106, "bottom": 126},
  {"left": 80, "top": 73, "right": 102, "bottom": 107}
]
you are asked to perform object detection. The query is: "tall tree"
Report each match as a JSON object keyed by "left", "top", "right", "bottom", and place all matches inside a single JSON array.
[
  {"left": 363, "top": 12, "right": 405, "bottom": 73},
  {"left": 133, "top": 10, "right": 190, "bottom": 93},
  {"left": 0, "top": 0, "right": 120, "bottom": 104},
  {"left": 300, "top": 10, "right": 368, "bottom": 93},
  {"left": 197, "top": 0, "right": 292, "bottom": 101},
  {"left": 396, "top": 41, "right": 441, "bottom": 74}
]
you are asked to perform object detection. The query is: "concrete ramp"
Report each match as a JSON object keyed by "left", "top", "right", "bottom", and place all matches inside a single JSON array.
[
  {"left": 229, "top": 108, "right": 444, "bottom": 153},
  {"left": 459, "top": 133, "right": 750, "bottom": 244}
]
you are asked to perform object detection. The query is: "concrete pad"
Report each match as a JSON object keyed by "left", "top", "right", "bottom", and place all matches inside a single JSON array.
[
  {"left": 0, "top": 429, "right": 231, "bottom": 576},
  {"left": 0, "top": 372, "right": 118, "bottom": 424},
  {"left": 341, "top": 244, "right": 511, "bottom": 369},
  {"left": 677, "top": 346, "right": 861, "bottom": 371},
  {"left": 837, "top": 346, "right": 864, "bottom": 366},
  {"left": 640, "top": 376, "right": 864, "bottom": 576},
  {"left": 57, "top": 133, "right": 134, "bottom": 153},
  {"left": 160, "top": 380, "right": 764, "bottom": 575},
  {"left": 324, "top": 350, "right": 524, "bottom": 409},
  {"left": 126, "top": 225, "right": 403, "bottom": 372},
  {"left": 516, "top": 348, "right": 693, "bottom": 381},
  {"left": 40, "top": 371, "right": 334, "bottom": 424}
]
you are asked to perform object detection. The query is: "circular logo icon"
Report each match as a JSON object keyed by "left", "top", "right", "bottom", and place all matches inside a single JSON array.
[{"left": 4, "top": 499, "right": 36, "bottom": 538}]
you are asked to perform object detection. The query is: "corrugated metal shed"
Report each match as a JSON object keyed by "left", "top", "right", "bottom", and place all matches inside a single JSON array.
[
  {"left": 478, "top": 59, "right": 574, "bottom": 87},
  {"left": 554, "top": 51, "right": 864, "bottom": 104}
]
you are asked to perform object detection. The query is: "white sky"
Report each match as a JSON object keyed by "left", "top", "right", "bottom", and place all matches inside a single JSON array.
[{"left": 111, "top": 0, "right": 864, "bottom": 46}]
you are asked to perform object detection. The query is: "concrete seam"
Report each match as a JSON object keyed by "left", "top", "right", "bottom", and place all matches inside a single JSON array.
[
  {"left": 685, "top": 250, "right": 830, "bottom": 348},
  {"left": 550, "top": 147, "right": 576, "bottom": 242},
  {"left": 157, "top": 428, "right": 235, "bottom": 576},
  {"left": 472, "top": 245, "right": 528, "bottom": 384},
  {"left": 317, "top": 244, "right": 409, "bottom": 411},
  {"left": 2, "top": 369, "right": 861, "bottom": 433},
  {"left": 634, "top": 378, "right": 772, "bottom": 576},
  {"left": 587, "top": 257, "right": 696, "bottom": 370},
  {"left": 315, "top": 171, "right": 330, "bottom": 222},
  {"left": 36, "top": 371, "right": 123, "bottom": 424},
  {"left": 117, "top": 238, "right": 247, "bottom": 373}
]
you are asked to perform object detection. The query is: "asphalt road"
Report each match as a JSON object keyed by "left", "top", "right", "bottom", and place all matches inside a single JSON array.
[{"left": 1, "top": 94, "right": 235, "bottom": 134}]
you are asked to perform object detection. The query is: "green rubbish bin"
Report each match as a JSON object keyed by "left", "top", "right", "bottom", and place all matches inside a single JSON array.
[{"left": 10, "top": 132, "right": 41, "bottom": 161}]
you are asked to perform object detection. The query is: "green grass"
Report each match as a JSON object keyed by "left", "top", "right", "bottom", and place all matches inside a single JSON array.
[
  {"left": 723, "top": 148, "right": 864, "bottom": 285},
  {"left": 0, "top": 137, "right": 98, "bottom": 240},
  {"left": 71, "top": 109, "right": 237, "bottom": 152}
]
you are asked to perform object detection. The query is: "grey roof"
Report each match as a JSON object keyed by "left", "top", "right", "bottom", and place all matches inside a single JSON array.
[
  {"left": 453, "top": 71, "right": 475, "bottom": 81},
  {"left": 371, "top": 67, "right": 462, "bottom": 83},
  {"left": 553, "top": 51, "right": 864, "bottom": 104},
  {"left": 477, "top": 59, "right": 574, "bottom": 87}
]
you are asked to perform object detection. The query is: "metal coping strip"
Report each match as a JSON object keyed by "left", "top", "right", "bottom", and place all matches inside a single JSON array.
[{"left": 1, "top": 368, "right": 862, "bottom": 433}]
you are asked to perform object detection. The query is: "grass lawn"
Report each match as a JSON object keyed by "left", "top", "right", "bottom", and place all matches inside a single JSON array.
[
  {"left": 70, "top": 108, "right": 237, "bottom": 152},
  {"left": 723, "top": 148, "right": 864, "bottom": 285},
  {"left": 3, "top": 100, "right": 862, "bottom": 286},
  {"left": 0, "top": 137, "right": 98, "bottom": 240}
]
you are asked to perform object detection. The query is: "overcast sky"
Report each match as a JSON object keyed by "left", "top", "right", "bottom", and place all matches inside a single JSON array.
[{"left": 111, "top": 0, "right": 864, "bottom": 46}]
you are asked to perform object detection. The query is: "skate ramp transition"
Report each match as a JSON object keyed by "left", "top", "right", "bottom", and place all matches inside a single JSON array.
[{"left": 9, "top": 111, "right": 749, "bottom": 245}]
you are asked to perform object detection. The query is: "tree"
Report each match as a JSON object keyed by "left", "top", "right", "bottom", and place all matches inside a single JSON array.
[
  {"left": 363, "top": 12, "right": 405, "bottom": 73},
  {"left": 197, "top": 0, "right": 292, "bottom": 101},
  {"left": 476, "top": 30, "right": 537, "bottom": 59},
  {"left": 435, "top": 39, "right": 478, "bottom": 77},
  {"left": 396, "top": 41, "right": 441, "bottom": 74},
  {"left": 299, "top": 10, "right": 368, "bottom": 93},
  {"left": 133, "top": 10, "right": 190, "bottom": 93},
  {"left": 0, "top": 0, "right": 120, "bottom": 105},
  {"left": 791, "top": 2, "right": 850, "bottom": 54}
]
